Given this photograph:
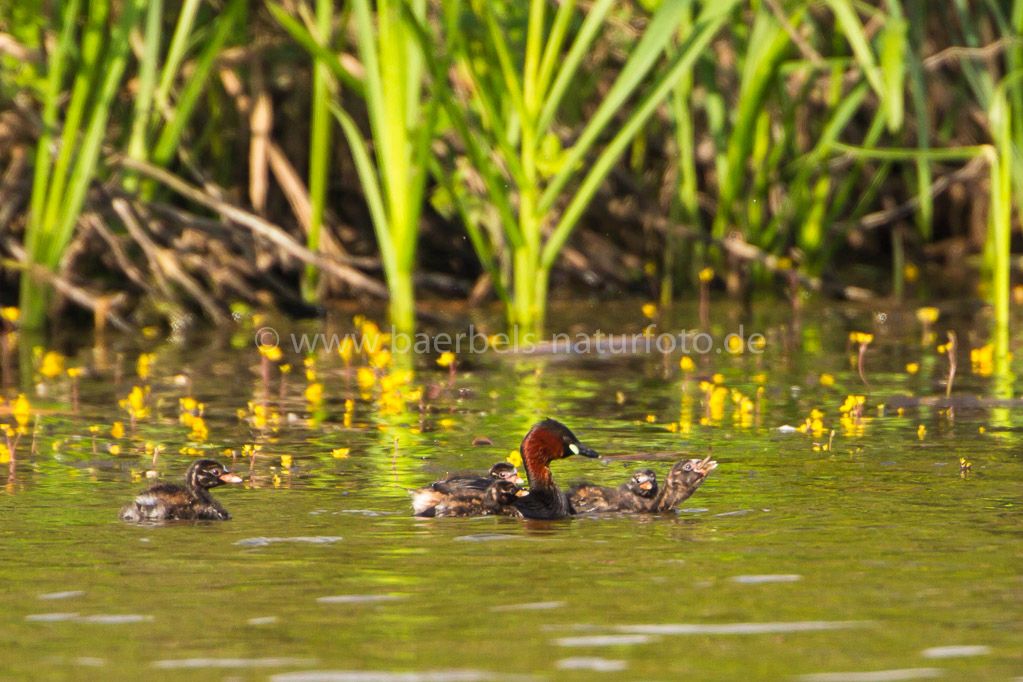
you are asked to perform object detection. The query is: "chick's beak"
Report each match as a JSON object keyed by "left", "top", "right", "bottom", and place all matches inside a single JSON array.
[
  {"left": 695, "top": 456, "right": 718, "bottom": 475},
  {"left": 219, "top": 471, "right": 244, "bottom": 484},
  {"left": 514, "top": 489, "right": 530, "bottom": 497},
  {"left": 639, "top": 481, "right": 653, "bottom": 491}
]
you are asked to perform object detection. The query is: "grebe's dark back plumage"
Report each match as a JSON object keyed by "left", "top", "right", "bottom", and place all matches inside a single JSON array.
[
  {"left": 119, "top": 459, "right": 243, "bottom": 522},
  {"left": 569, "top": 468, "right": 659, "bottom": 513},
  {"left": 412, "top": 462, "right": 524, "bottom": 516},
  {"left": 430, "top": 479, "right": 529, "bottom": 518}
]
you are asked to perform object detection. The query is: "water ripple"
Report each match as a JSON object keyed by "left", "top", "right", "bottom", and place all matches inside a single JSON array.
[
  {"left": 796, "top": 669, "right": 943, "bottom": 682},
  {"left": 920, "top": 645, "right": 990, "bottom": 659},
  {"left": 730, "top": 574, "right": 803, "bottom": 584},
  {"left": 270, "top": 670, "right": 511, "bottom": 682},
  {"left": 554, "top": 634, "right": 657, "bottom": 647},
  {"left": 235, "top": 536, "right": 343, "bottom": 547},
  {"left": 153, "top": 657, "right": 317, "bottom": 669},
  {"left": 316, "top": 595, "right": 404, "bottom": 604},
  {"left": 556, "top": 657, "right": 627, "bottom": 672},
  {"left": 615, "top": 620, "right": 868, "bottom": 635}
]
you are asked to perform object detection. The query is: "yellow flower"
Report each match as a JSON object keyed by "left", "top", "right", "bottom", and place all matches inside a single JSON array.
[
  {"left": 679, "top": 356, "right": 695, "bottom": 372},
  {"left": 712, "top": 373, "right": 725, "bottom": 385},
  {"left": 66, "top": 367, "right": 82, "bottom": 379},
  {"left": 331, "top": 448, "right": 351, "bottom": 459},
  {"left": 121, "top": 385, "right": 149, "bottom": 420},
  {"left": 698, "top": 267, "right": 714, "bottom": 283},
  {"left": 108, "top": 444, "right": 122, "bottom": 456},
  {"left": 645, "top": 414, "right": 656, "bottom": 423},
  {"left": 13, "top": 394, "right": 31, "bottom": 428},
  {"left": 259, "top": 345, "right": 283, "bottom": 362},
  {"left": 915, "top": 307, "right": 940, "bottom": 324},
  {"left": 0, "top": 443, "right": 9, "bottom": 464},
  {"left": 357, "top": 367, "right": 376, "bottom": 389},
  {"left": 136, "top": 353, "right": 155, "bottom": 380},
  {"left": 339, "top": 337, "right": 356, "bottom": 366},
  {"left": 436, "top": 351, "right": 456, "bottom": 368},
  {"left": 849, "top": 332, "right": 873, "bottom": 345},
  {"left": 279, "top": 363, "right": 292, "bottom": 375},
  {"left": 0, "top": 307, "right": 20, "bottom": 323},
  {"left": 189, "top": 416, "right": 209, "bottom": 441},
  {"left": 111, "top": 420, "right": 125, "bottom": 439},
  {"left": 726, "top": 335, "right": 743, "bottom": 354},
  {"left": 819, "top": 373, "right": 835, "bottom": 387},
  {"left": 506, "top": 450, "right": 523, "bottom": 468},
  {"left": 305, "top": 382, "right": 324, "bottom": 404},
  {"left": 903, "top": 263, "right": 920, "bottom": 283},
  {"left": 641, "top": 303, "right": 658, "bottom": 319},
  {"left": 917, "top": 424, "right": 927, "bottom": 440},
  {"left": 39, "top": 351, "right": 65, "bottom": 379},
  {"left": 438, "top": 417, "right": 456, "bottom": 428},
  {"left": 141, "top": 326, "right": 160, "bottom": 340},
  {"left": 905, "top": 362, "right": 919, "bottom": 375},
  {"left": 280, "top": 454, "right": 293, "bottom": 469}
]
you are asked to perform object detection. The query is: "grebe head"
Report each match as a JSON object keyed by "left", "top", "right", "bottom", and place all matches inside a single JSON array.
[
  {"left": 520, "top": 419, "right": 599, "bottom": 463},
  {"left": 186, "top": 459, "right": 243, "bottom": 490},
  {"left": 626, "top": 468, "right": 658, "bottom": 498},
  {"left": 488, "top": 462, "right": 524, "bottom": 486},
  {"left": 666, "top": 456, "right": 717, "bottom": 488}
]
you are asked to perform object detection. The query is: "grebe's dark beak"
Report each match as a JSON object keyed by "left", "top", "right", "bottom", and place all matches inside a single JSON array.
[
  {"left": 570, "top": 443, "right": 599, "bottom": 458},
  {"left": 219, "top": 471, "right": 244, "bottom": 484}
]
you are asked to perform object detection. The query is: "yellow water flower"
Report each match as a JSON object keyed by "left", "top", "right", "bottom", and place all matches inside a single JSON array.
[
  {"left": 438, "top": 418, "right": 456, "bottom": 428},
  {"left": 849, "top": 331, "right": 873, "bottom": 345},
  {"left": 39, "top": 351, "right": 65, "bottom": 379},
  {"left": 339, "top": 337, "right": 356, "bottom": 366},
  {"left": 726, "top": 335, "right": 743, "bottom": 354},
  {"left": 305, "top": 382, "right": 324, "bottom": 404},
  {"left": 917, "top": 424, "right": 927, "bottom": 440},
  {"left": 641, "top": 303, "right": 658, "bottom": 320},
  {"left": 136, "top": 353, "right": 155, "bottom": 380},
  {"left": 357, "top": 367, "right": 376, "bottom": 389},
  {"left": 645, "top": 414, "right": 656, "bottom": 423},
  {"left": 13, "top": 394, "right": 31, "bottom": 428},
  {"left": 905, "top": 362, "right": 920, "bottom": 375},
  {"left": 280, "top": 455, "right": 293, "bottom": 470},
  {"left": 66, "top": 367, "right": 82, "bottom": 379},
  {"left": 970, "top": 344, "right": 994, "bottom": 377},
  {"left": 331, "top": 448, "right": 350, "bottom": 459},
  {"left": 904, "top": 263, "right": 920, "bottom": 283},
  {"left": 506, "top": 450, "right": 523, "bottom": 468},
  {"left": 698, "top": 267, "right": 714, "bottom": 283},
  {"left": 189, "top": 416, "right": 209, "bottom": 441},
  {"left": 0, "top": 307, "right": 20, "bottom": 323},
  {"left": 679, "top": 356, "right": 695, "bottom": 373},
  {"left": 436, "top": 351, "right": 456, "bottom": 368},
  {"left": 916, "top": 307, "right": 940, "bottom": 324},
  {"left": 712, "top": 373, "right": 725, "bottom": 385},
  {"left": 108, "top": 444, "right": 122, "bottom": 456},
  {"left": 819, "top": 373, "right": 835, "bottom": 387},
  {"left": 259, "top": 345, "right": 283, "bottom": 362},
  {"left": 0, "top": 443, "right": 9, "bottom": 464}
]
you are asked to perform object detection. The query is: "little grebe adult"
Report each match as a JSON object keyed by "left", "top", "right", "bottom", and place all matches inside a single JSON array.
[
  {"left": 512, "top": 419, "right": 599, "bottom": 520},
  {"left": 412, "top": 462, "right": 523, "bottom": 516},
  {"left": 430, "top": 479, "right": 529, "bottom": 518},
  {"left": 119, "top": 459, "right": 243, "bottom": 522},
  {"left": 569, "top": 468, "right": 659, "bottom": 513},
  {"left": 649, "top": 456, "right": 717, "bottom": 512}
]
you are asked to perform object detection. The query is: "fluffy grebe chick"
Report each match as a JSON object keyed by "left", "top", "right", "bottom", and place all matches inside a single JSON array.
[
  {"left": 569, "top": 468, "right": 659, "bottom": 513},
  {"left": 430, "top": 479, "right": 529, "bottom": 518},
  {"left": 119, "top": 459, "right": 243, "bottom": 522},
  {"left": 650, "top": 456, "right": 717, "bottom": 512},
  {"left": 412, "top": 462, "right": 523, "bottom": 516}
]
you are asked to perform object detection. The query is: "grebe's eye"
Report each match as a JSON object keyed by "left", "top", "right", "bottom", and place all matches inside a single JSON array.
[
  {"left": 568, "top": 443, "right": 580, "bottom": 455},
  {"left": 683, "top": 463, "right": 692, "bottom": 472}
]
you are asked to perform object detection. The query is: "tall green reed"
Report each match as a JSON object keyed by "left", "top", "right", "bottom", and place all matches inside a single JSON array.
[
  {"left": 21, "top": 0, "right": 145, "bottom": 329},
  {"left": 420, "top": 0, "right": 739, "bottom": 333},
  {"left": 271, "top": 0, "right": 435, "bottom": 333}
]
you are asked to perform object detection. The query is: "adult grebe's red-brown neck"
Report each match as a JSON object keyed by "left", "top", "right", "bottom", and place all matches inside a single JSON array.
[
  {"left": 515, "top": 419, "right": 599, "bottom": 520},
  {"left": 521, "top": 424, "right": 565, "bottom": 490}
]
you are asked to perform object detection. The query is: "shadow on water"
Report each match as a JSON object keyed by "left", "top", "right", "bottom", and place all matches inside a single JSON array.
[{"left": 0, "top": 298, "right": 1021, "bottom": 679}]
